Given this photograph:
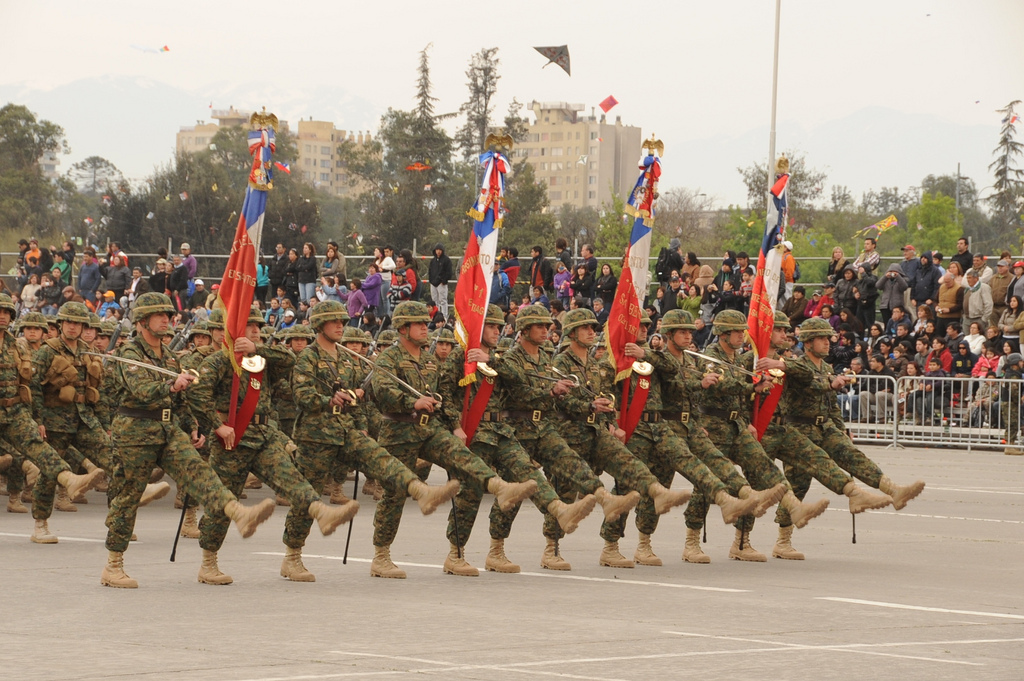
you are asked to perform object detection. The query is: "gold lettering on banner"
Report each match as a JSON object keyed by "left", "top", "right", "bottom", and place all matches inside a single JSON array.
[{"left": 461, "top": 255, "right": 478, "bottom": 273}]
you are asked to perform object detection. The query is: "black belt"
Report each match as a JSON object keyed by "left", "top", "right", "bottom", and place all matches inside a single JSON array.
[
  {"left": 660, "top": 410, "right": 692, "bottom": 423},
  {"left": 502, "top": 409, "right": 546, "bottom": 423},
  {"left": 557, "top": 411, "right": 600, "bottom": 424},
  {"left": 382, "top": 412, "right": 433, "bottom": 427},
  {"left": 217, "top": 412, "right": 271, "bottom": 426},
  {"left": 699, "top": 406, "right": 741, "bottom": 421},
  {"left": 118, "top": 406, "right": 173, "bottom": 423},
  {"left": 776, "top": 414, "right": 829, "bottom": 426},
  {"left": 640, "top": 411, "right": 662, "bottom": 423},
  {"left": 480, "top": 411, "right": 504, "bottom": 423}
]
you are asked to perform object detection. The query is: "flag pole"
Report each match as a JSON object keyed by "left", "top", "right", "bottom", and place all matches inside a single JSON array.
[{"left": 766, "top": 0, "right": 782, "bottom": 194}]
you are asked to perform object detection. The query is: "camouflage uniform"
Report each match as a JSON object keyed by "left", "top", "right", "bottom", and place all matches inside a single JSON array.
[
  {"left": 30, "top": 303, "right": 113, "bottom": 477},
  {"left": 269, "top": 325, "right": 313, "bottom": 439},
  {"left": 105, "top": 295, "right": 237, "bottom": 553}
]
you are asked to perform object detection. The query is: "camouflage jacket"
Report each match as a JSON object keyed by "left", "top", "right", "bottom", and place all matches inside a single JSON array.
[
  {"left": 657, "top": 348, "right": 705, "bottom": 433},
  {"left": 31, "top": 336, "right": 103, "bottom": 433},
  {"left": 111, "top": 335, "right": 198, "bottom": 446},
  {"left": 778, "top": 355, "right": 844, "bottom": 430},
  {"left": 552, "top": 347, "right": 613, "bottom": 442},
  {"left": 0, "top": 330, "right": 35, "bottom": 426},
  {"left": 179, "top": 344, "right": 218, "bottom": 374},
  {"left": 596, "top": 343, "right": 675, "bottom": 443},
  {"left": 438, "top": 345, "right": 515, "bottom": 446},
  {"left": 698, "top": 343, "right": 756, "bottom": 425},
  {"left": 191, "top": 344, "right": 295, "bottom": 448},
  {"left": 491, "top": 342, "right": 586, "bottom": 441},
  {"left": 268, "top": 346, "right": 299, "bottom": 422},
  {"left": 372, "top": 342, "right": 442, "bottom": 446},
  {"left": 293, "top": 342, "right": 367, "bottom": 444}
]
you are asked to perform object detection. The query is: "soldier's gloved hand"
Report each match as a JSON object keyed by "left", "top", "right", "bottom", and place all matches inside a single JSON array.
[
  {"left": 591, "top": 397, "right": 615, "bottom": 413},
  {"left": 701, "top": 373, "right": 720, "bottom": 388},
  {"left": 170, "top": 372, "right": 195, "bottom": 393},
  {"left": 414, "top": 395, "right": 438, "bottom": 413},
  {"left": 551, "top": 379, "right": 574, "bottom": 397},
  {"left": 454, "top": 427, "right": 468, "bottom": 444},
  {"left": 216, "top": 424, "right": 236, "bottom": 450},
  {"left": 624, "top": 343, "right": 645, "bottom": 359},
  {"left": 466, "top": 348, "right": 490, "bottom": 364},
  {"left": 331, "top": 390, "right": 355, "bottom": 407},
  {"left": 234, "top": 337, "right": 256, "bottom": 355},
  {"left": 191, "top": 431, "right": 205, "bottom": 448}
]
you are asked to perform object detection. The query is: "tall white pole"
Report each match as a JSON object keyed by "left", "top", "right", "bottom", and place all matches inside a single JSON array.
[{"left": 766, "top": 0, "right": 782, "bottom": 194}]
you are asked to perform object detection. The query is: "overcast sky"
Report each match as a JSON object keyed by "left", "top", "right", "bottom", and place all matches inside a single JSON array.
[{"left": 3, "top": 0, "right": 1022, "bottom": 207}]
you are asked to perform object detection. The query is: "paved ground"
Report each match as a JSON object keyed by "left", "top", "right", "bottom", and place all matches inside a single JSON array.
[{"left": 3, "top": 445, "right": 1023, "bottom": 681}]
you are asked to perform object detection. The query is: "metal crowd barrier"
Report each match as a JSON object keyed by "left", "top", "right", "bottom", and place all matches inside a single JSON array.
[{"left": 842, "top": 374, "right": 1022, "bottom": 452}]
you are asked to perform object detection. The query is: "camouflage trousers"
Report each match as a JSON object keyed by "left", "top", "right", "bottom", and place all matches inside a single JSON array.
[
  {"left": 105, "top": 426, "right": 235, "bottom": 553},
  {"left": 0, "top": 438, "right": 26, "bottom": 496},
  {"left": 278, "top": 417, "right": 296, "bottom": 442},
  {"left": 373, "top": 428, "right": 497, "bottom": 548},
  {"left": 288, "top": 429, "right": 417, "bottom": 549},
  {"left": 761, "top": 423, "right": 855, "bottom": 527},
  {"left": 675, "top": 422, "right": 752, "bottom": 531},
  {"left": 601, "top": 422, "right": 729, "bottom": 542},
  {"left": 46, "top": 422, "right": 113, "bottom": 474},
  {"left": 687, "top": 419, "right": 788, "bottom": 533},
  {"left": 490, "top": 424, "right": 605, "bottom": 542},
  {"left": 1, "top": 406, "right": 70, "bottom": 521},
  {"left": 448, "top": 436, "right": 558, "bottom": 548},
  {"left": 200, "top": 425, "right": 319, "bottom": 552}
]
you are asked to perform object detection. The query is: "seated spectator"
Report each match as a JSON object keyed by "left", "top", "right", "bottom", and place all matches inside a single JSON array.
[
  {"left": 529, "top": 285, "right": 550, "bottom": 310},
  {"left": 837, "top": 356, "right": 865, "bottom": 421},
  {"left": 859, "top": 354, "right": 896, "bottom": 423},
  {"left": 97, "top": 290, "right": 121, "bottom": 318},
  {"left": 265, "top": 297, "right": 282, "bottom": 327},
  {"left": 916, "top": 357, "right": 949, "bottom": 422},
  {"left": 21, "top": 273, "right": 42, "bottom": 310},
  {"left": 592, "top": 297, "right": 608, "bottom": 326},
  {"left": 900, "top": 362, "right": 925, "bottom": 422},
  {"left": 926, "top": 336, "right": 953, "bottom": 373},
  {"left": 968, "top": 372, "right": 1000, "bottom": 427},
  {"left": 39, "top": 274, "right": 62, "bottom": 315}
]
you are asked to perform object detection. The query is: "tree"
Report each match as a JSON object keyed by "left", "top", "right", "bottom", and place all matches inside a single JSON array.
[
  {"left": 455, "top": 47, "right": 500, "bottom": 160},
  {"left": 66, "top": 156, "right": 123, "bottom": 195},
  {"left": 0, "top": 104, "right": 68, "bottom": 234},
  {"left": 906, "top": 192, "right": 962, "bottom": 256},
  {"left": 988, "top": 100, "right": 1024, "bottom": 235},
  {"left": 738, "top": 152, "right": 828, "bottom": 212}
]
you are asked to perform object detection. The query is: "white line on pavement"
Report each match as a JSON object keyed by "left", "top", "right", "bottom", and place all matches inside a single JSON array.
[
  {"left": 253, "top": 552, "right": 748, "bottom": 592},
  {"left": 0, "top": 531, "right": 105, "bottom": 543},
  {"left": 823, "top": 508, "right": 1024, "bottom": 524},
  {"left": 816, "top": 597, "right": 1024, "bottom": 620},
  {"left": 924, "top": 486, "right": 1024, "bottom": 496}
]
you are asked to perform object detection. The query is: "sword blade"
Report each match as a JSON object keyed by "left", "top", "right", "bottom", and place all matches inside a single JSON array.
[
  {"left": 81, "top": 352, "right": 182, "bottom": 379},
  {"left": 684, "top": 349, "right": 757, "bottom": 378}
]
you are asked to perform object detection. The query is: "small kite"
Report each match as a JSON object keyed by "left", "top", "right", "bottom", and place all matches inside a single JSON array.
[
  {"left": 274, "top": 161, "right": 291, "bottom": 174},
  {"left": 405, "top": 161, "right": 432, "bottom": 171},
  {"left": 599, "top": 95, "right": 618, "bottom": 113},
  {"left": 577, "top": 155, "right": 588, "bottom": 166},
  {"left": 179, "top": 191, "right": 189, "bottom": 201},
  {"left": 130, "top": 45, "right": 170, "bottom": 54},
  {"left": 533, "top": 45, "right": 570, "bottom": 76},
  {"left": 1002, "top": 114, "right": 1020, "bottom": 125},
  {"left": 854, "top": 214, "right": 898, "bottom": 238}
]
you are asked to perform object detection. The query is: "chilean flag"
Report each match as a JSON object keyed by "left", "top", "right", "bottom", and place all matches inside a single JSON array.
[
  {"left": 274, "top": 161, "right": 291, "bottom": 174},
  {"left": 454, "top": 150, "right": 507, "bottom": 385},
  {"left": 218, "top": 126, "right": 275, "bottom": 374}
]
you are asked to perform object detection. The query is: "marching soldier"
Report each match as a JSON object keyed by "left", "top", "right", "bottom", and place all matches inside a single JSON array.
[
  {"left": 756, "top": 316, "right": 926, "bottom": 557},
  {"left": 189, "top": 306, "right": 358, "bottom": 585},
  {"left": 288, "top": 300, "right": 462, "bottom": 581},
  {"left": 270, "top": 324, "right": 313, "bottom": 440},
  {"left": 685, "top": 309, "right": 828, "bottom": 561},
  {"left": 370, "top": 301, "right": 538, "bottom": 578},
  {"left": 18, "top": 312, "right": 49, "bottom": 354},
  {"left": 2, "top": 313, "right": 49, "bottom": 512},
  {"left": 596, "top": 310, "right": 781, "bottom": 568},
  {"left": 0, "top": 293, "right": 102, "bottom": 543},
  {"left": 101, "top": 293, "right": 276, "bottom": 588},
  {"left": 375, "top": 330, "right": 399, "bottom": 352},
  {"left": 431, "top": 327, "right": 456, "bottom": 362},
  {"left": 437, "top": 304, "right": 598, "bottom": 576}
]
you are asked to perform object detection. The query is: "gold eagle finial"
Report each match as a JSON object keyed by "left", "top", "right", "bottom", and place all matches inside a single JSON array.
[
  {"left": 250, "top": 107, "right": 279, "bottom": 130},
  {"left": 484, "top": 132, "right": 514, "bottom": 151},
  {"left": 642, "top": 134, "right": 664, "bottom": 157},
  {"left": 775, "top": 153, "right": 790, "bottom": 175}
]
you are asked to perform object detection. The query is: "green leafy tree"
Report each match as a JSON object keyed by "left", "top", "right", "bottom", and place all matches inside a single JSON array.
[
  {"left": 66, "top": 156, "right": 123, "bottom": 195},
  {"left": 455, "top": 47, "right": 501, "bottom": 161},
  {"left": 738, "top": 152, "right": 828, "bottom": 212},
  {"left": 906, "top": 192, "right": 962, "bottom": 256},
  {"left": 988, "top": 100, "right": 1024, "bottom": 236},
  {"left": 0, "top": 104, "right": 68, "bottom": 234}
]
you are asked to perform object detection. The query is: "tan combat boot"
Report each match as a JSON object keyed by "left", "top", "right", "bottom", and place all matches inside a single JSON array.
[
  {"left": 30, "top": 518, "right": 57, "bottom": 544},
  {"left": 599, "top": 540, "right": 634, "bottom": 568},
  {"left": 487, "top": 477, "right": 539, "bottom": 512},
  {"left": 180, "top": 507, "right": 200, "bottom": 539},
  {"left": 276, "top": 494, "right": 290, "bottom": 506},
  {"left": 634, "top": 533, "right": 662, "bottom": 566},
  {"left": 224, "top": 498, "right": 276, "bottom": 538},
  {"left": 280, "top": 546, "right": 316, "bottom": 582},
  {"left": 308, "top": 499, "right": 359, "bottom": 536},
  {"left": 715, "top": 490, "right": 760, "bottom": 525},
  {"left": 485, "top": 538, "right": 520, "bottom": 573},
  {"left": 328, "top": 481, "right": 348, "bottom": 505},
  {"left": 547, "top": 494, "right": 597, "bottom": 534},
  {"left": 22, "top": 460, "right": 40, "bottom": 489},
  {"left": 649, "top": 482, "right": 692, "bottom": 515},
  {"left": 174, "top": 488, "right": 184, "bottom": 509},
  {"left": 541, "top": 538, "right": 571, "bottom": 571},
  {"left": 80, "top": 459, "right": 105, "bottom": 497},
  {"left": 7, "top": 494, "right": 28, "bottom": 513},
  {"left": 594, "top": 487, "right": 641, "bottom": 522},
  {"left": 149, "top": 467, "right": 165, "bottom": 484},
  {"left": 0, "top": 453, "right": 11, "bottom": 472},
  {"left": 139, "top": 482, "right": 171, "bottom": 507},
  {"left": 54, "top": 486, "right": 77, "bottom": 512},
  {"left": 683, "top": 527, "right": 711, "bottom": 564},
  {"left": 771, "top": 525, "right": 804, "bottom": 560},
  {"left": 844, "top": 482, "right": 893, "bottom": 513},
  {"left": 56, "top": 468, "right": 103, "bottom": 503},
  {"left": 244, "top": 473, "right": 262, "bottom": 489},
  {"left": 729, "top": 528, "right": 767, "bottom": 562},
  {"left": 197, "top": 549, "right": 233, "bottom": 585},
  {"left": 100, "top": 550, "right": 138, "bottom": 588},
  {"left": 739, "top": 483, "right": 788, "bottom": 518},
  {"left": 407, "top": 479, "right": 460, "bottom": 515},
  {"left": 443, "top": 544, "right": 479, "bottom": 577},
  {"left": 362, "top": 478, "right": 384, "bottom": 500},
  {"left": 878, "top": 475, "right": 925, "bottom": 510},
  {"left": 779, "top": 491, "right": 829, "bottom": 528},
  {"left": 370, "top": 545, "right": 406, "bottom": 579}
]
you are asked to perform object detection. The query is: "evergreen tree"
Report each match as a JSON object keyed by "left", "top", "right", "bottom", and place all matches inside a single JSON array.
[
  {"left": 988, "top": 100, "right": 1024, "bottom": 234},
  {"left": 455, "top": 48, "right": 501, "bottom": 160}
]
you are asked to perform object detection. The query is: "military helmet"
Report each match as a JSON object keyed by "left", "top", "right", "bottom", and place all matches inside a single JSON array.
[
  {"left": 515, "top": 304, "right": 551, "bottom": 332},
  {"left": 661, "top": 309, "right": 697, "bottom": 332},
  {"left": 341, "top": 326, "right": 368, "bottom": 344},
  {"left": 277, "top": 324, "right": 312, "bottom": 342},
  {"left": 260, "top": 325, "right": 275, "bottom": 341},
  {"left": 562, "top": 308, "right": 600, "bottom": 336},
  {"left": 485, "top": 304, "right": 506, "bottom": 327},
  {"left": 796, "top": 317, "right": 835, "bottom": 342},
  {"left": 247, "top": 306, "right": 264, "bottom": 326},
  {"left": 391, "top": 301, "right": 431, "bottom": 328},
  {"left": 712, "top": 309, "right": 748, "bottom": 335},
  {"left": 18, "top": 311, "right": 50, "bottom": 330},
  {"left": 497, "top": 336, "right": 514, "bottom": 351},
  {"left": 433, "top": 327, "right": 456, "bottom": 344},
  {"left": 362, "top": 330, "right": 374, "bottom": 343},
  {"left": 57, "top": 301, "right": 91, "bottom": 324},
  {"left": 188, "top": 320, "right": 211, "bottom": 339},
  {"left": 206, "top": 309, "right": 225, "bottom": 330},
  {"left": 376, "top": 329, "right": 399, "bottom": 346},
  {"left": 99, "top": 320, "right": 119, "bottom": 337},
  {"left": 308, "top": 300, "right": 350, "bottom": 330},
  {"left": 132, "top": 292, "right": 175, "bottom": 322},
  {"left": 639, "top": 309, "right": 653, "bottom": 326},
  {"left": 0, "top": 293, "right": 16, "bottom": 315},
  {"left": 773, "top": 311, "right": 792, "bottom": 330},
  {"left": 87, "top": 312, "right": 103, "bottom": 330}
]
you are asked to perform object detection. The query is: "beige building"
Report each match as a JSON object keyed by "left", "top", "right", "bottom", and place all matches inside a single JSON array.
[
  {"left": 39, "top": 150, "right": 61, "bottom": 181},
  {"left": 512, "top": 101, "right": 642, "bottom": 210},
  {"left": 175, "top": 109, "right": 369, "bottom": 198}
]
